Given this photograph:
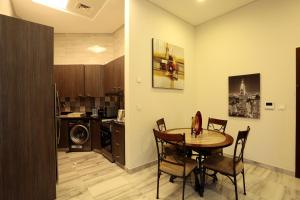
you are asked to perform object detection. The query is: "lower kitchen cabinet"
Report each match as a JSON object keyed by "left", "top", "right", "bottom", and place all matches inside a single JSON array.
[
  {"left": 57, "top": 119, "right": 69, "bottom": 150},
  {"left": 91, "top": 119, "right": 101, "bottom": 153},
  {"left": 112, "top": 122, "right": 125, "bottom": 165}
]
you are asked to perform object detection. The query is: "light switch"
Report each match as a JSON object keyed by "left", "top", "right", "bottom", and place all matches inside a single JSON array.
[
  {"left": 136, "top": 77, "right": 142, "bottom": 84},
  {"left": 136, "top": 104, "right": 142, "bottom": 111},
  {"left": 265, "top": 102, "right": 274, "bottom": 110},
  {"left": 278, "top": 104, "right": 286, "bottom": 111}
]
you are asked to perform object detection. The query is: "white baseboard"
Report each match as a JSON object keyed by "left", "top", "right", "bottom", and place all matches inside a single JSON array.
[
  {"left": 222, "top": 153, "right": 295, "bottom": 177},
  {"left": 125, "top": 156, "right": 295, "bottom": 177},
  {"left": 125, "top": 160, "right": 157, "bottom": 174}
]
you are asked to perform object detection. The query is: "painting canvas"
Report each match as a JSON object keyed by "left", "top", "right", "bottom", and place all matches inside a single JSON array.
[
  {"left": 152, "top": 38, "right": 184, "bottom": 89},
  {"left": 229, "top": 73, "right": 260, "bottom": 119}
]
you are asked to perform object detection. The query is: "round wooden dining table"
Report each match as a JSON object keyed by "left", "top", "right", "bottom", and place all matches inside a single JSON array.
[
  {"left": 166, "top": 128, "right": 233, "bottom": 150},
  {"left": 165, "top": 128, "right": 234, "bottom": 197}
]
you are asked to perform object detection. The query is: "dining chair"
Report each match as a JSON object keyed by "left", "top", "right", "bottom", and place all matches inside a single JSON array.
[
  {"left": 203, "top": 126, "right": 250, "bottom": 200},
  {"left": 195, "top": 117, "right": 228, "bottom": 181},
  {"left": 153, "top": 129, "right": 198, "bottom": 200},
  {"left": 156, "top": 118, "right": 188, "bottom": 183},
  {"left": 207, "top": 117, "right": 228, "bottom": 156},
  {"left": 207, "top": 117, "right": 227, "bottom": 133},
  {"left": 156, "top": 118, "right": 167, "bottom": 131}
]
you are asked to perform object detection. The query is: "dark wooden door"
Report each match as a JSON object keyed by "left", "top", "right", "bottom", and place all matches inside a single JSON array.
[
  {"left": 296, "top": 48, "right": 300, "bottom": 178},
  {"left": 54, "top": 65, "right": 84, "bottom": 97},
  {"left": 0, "top": 14, "right": 56, "bottom": 199},
  {"left": 85, "top": 65, "right": 104, "bottom": 97}
]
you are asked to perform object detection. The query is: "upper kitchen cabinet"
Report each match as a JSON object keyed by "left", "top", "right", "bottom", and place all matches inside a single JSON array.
[
  {"left": 114, "top": 56, "right": 124, "bottom": 92},
  {"left": 103, "top": 56, "right": 124, "bottom": 94},
  {"left": 103, "top": 60, "right": 114, "bottom": 94},
  {"left": 54, "top": 65, "right": 85, "bottom": 97},
  {"left": 85, "top": 65, "right": 104, "bottom": 97}
]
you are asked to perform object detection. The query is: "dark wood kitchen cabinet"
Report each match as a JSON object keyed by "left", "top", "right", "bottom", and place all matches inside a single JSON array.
[
  {"left": 91, "top": 119, "right": 101, "bottom": 153},
  {"left": 103, "top": 56, "right": 124, "bottom": 94},
  {"left": 54, "top": 65, "right": 104, "bottom": 97},
  {"left": 0, "top": 14, "right": 56, "bottom": 199},
  {"left": 115, "top": 56, "right": 124, "bottom": 92},
  {"left": 103, "top": 60, "right": 114, "bottom": 94},
  {"left": 53, "top": 65, "right": 85, "bottom": 97},
  {"left": 57, "top": 120, "right": 69, "bottom": 150},
  {"left": 85, "top": 65, "right": 104, "bottom": 97},
  {"left": 112, "top": 122, "right": 125, "bottom": 165}
]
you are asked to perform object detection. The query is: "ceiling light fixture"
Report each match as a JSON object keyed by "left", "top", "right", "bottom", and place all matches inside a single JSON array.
[
  {"left": 32, "top": 0, "right": 69, "bottom": 10},
  {"left": 87, "top": 45, "right": 106, "bottom": 54},
  {"left": 197, "top": 0, "right": 206, "bottom": 3}
]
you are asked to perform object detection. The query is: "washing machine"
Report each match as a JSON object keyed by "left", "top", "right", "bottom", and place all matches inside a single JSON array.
[{"left": 68, "top": 119, "right": 91, "bottom": 152}]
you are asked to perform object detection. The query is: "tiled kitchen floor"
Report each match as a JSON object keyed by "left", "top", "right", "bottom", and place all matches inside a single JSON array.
[{"left": 56, "top": 152, "right": 300, "bottom": 200}]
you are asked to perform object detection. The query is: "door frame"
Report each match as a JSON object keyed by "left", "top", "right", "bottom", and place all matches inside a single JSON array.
[{"left": 296, "top": 48, "right": 300, "bottom": 178}]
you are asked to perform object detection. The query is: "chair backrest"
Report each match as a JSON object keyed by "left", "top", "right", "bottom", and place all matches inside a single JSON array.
[
  {"left": 156, "top": 118, "right": 167, "bottom": 131},
  {"left": 153, "top": 129, "right": 186, "bottom": 169},
  {"left": 207, "top": 117, "right": 227, "bottom": 134},
  {"left": 233, "top": 126, "right": 250, "bottom": 171}
]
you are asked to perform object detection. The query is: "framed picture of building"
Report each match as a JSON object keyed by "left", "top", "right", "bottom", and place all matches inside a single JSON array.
[
  {"left": 152, "top": 38, "right": 184, "bottom": 89},
  {"left": 228, "top": 73, "right": 260, "bottom": 119}
]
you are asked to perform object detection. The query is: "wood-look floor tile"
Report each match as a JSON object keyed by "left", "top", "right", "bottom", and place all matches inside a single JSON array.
[{"left": 56, "top": 152, "right": 300, "bottom": 200}]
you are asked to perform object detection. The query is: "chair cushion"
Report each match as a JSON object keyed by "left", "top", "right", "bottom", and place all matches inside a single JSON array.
[
  {"left": 160, "top": 157, "right": 197, "bottom": 177},
  {"left": 203, "top": 155, "right": 243, "bottom": 176}
]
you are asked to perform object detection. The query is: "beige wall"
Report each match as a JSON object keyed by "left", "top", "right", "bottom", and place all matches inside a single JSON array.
[
  {"left": 126, "top": 0, "right": 298, "bottom": 172},
  {"left": 54, "top": 27, "right": 124, "bottom": 65},
  {"left": 125, "top": 0, "right": 196, "bottom": 169},
  {"left": 0, "top": 0, "right": 15, "bottom": 16},
  {"left": 113, "top": 26, "right": 125, "bottom": 59},
  {"left": 195, "top": 0, "right": 298, "bottom": 172}
]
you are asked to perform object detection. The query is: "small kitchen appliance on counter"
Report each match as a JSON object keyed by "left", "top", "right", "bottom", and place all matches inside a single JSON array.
[
  {"left": 103, "top": 105, "right": 118, "bottom": 118},
  {"left": 116, "top": 109, "right": 125, "bottom": 122}
]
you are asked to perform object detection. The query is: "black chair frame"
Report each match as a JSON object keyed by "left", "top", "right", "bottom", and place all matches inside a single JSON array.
[
  {"left": 153, "top": 129, "right": 197, "bottom": 200},
  {"left": 204, "top": 126, "right": 250, "bottom": 200}
]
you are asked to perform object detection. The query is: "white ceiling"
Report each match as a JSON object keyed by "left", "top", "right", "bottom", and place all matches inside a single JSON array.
[
  {"left": 11, "top": 0, "right": 124, "bottom": 33},
  {"left": 11, "top": 0, "right": 256, "bottom": 33},
  {"left": 148, "top": 0, "right": 257, "bottom": 26}
]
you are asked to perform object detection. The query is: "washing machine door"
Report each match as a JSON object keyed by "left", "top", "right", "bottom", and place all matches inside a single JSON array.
[{"left": 70, "top": 124, "right": 90, "bottom": 145}]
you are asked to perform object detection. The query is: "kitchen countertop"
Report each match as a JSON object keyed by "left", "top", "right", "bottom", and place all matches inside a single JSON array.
[
  {"left": 113, "top": 120, "right": 125, "bottom": 126},
  {"left": 57, "top": 113, "right": 124, "bottom": 125},
  {"left": 58, "top": 115, "right": 100, "bottom": 120}
]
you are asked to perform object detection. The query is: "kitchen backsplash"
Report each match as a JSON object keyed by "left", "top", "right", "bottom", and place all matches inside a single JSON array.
[{"left": 60, "top": 95, "right": 123, "bottom": 113}]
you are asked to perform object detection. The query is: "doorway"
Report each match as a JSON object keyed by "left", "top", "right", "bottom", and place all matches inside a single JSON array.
[{"left": 296, "top": 48, "right": 300, "bottom": 178}]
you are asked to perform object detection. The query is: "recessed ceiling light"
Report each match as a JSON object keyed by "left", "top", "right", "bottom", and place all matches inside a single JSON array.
[
  {"left": 197, "top": 0, "right": 206, "bottom": 3},
  {"left": 87, "top": 45, "right": 106, "bottom": 53},
  {"left": 32, "top": 0, "right": 69, "bottom": 10}
]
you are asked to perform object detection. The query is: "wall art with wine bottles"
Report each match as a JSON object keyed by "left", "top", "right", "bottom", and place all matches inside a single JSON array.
[{"left": 152, "top": 38, "right": 184, "bottom": 89}]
